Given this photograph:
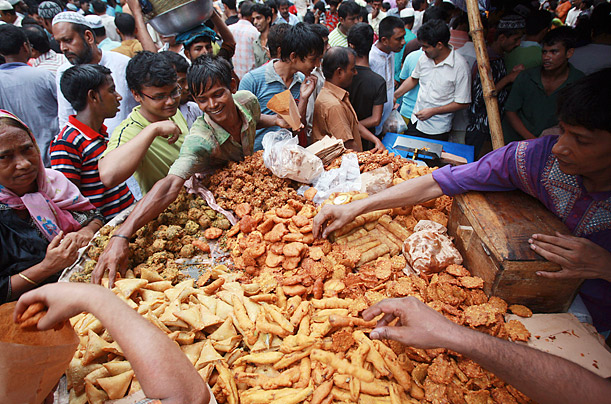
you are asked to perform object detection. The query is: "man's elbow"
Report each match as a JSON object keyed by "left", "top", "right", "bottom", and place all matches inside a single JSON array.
[{"left": 98, "top": 164, "right": 120, "bottom": 189}]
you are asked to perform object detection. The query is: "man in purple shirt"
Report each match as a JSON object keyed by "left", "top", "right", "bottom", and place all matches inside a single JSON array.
[{"left": 314, "top": 68, "right": 611, "bottom": 334}]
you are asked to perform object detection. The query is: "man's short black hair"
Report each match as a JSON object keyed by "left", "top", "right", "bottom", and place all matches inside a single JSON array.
[
  {"left": 322, "top": 46, "right": 355, "bottom": 80},
  {"left": 280, "top": 22, "right": 324, "bottom": 61},
  {"left": 23, "top": 24, "right": 50, "bottom": 54},
  {"left": 591, "top": 2, "right": 611, "bottom": 37},
  {"left": 222, "top": 0, "right": 236, "bottom": 11},
  {"left": 61, "top": 64, "right": 112, "bottom": 112},
  {"left": 265, "top": 0, "right": 277, "bottom": 13},
  {"left": 268, "top": 22, "right": 290, "bottom": 58},
  {"left": 126, "top": 51, "right": 177, "bottom": 92},
  {"left": 525, "top": 9, "right": 552, "bottom": 36},
  {"left": 542, "top": 26, "right": 576, "bottom": 51},
  {"left": 276, "top": 0, "right": 288, "bottom": 7},
  {"left": 239, "top": 1, "right": 255, "bottom": 17},
  {"left": 0, "top": 24, "right": 27, "bottom": 56},
  {"left": 92, "top": 0, "right": 106, "bottom": 13},
  {"left": 160, "top": 50, "right": 189, "bottom": 74},
  {"left": 309, "top": 23, "right": 329, "bottom": 39},
  {"left": 417, "top": 19, "right": 450, "bottom": 47},
  {"left": 115, "top": 12, "right": 136, "bottom": 36},
  {"left": 557, "top": 68, "right": 611, "bottom": 132},
  {"left": 92, "top": 26, "right": 106, "bottom": 38},
  {"left": 347, "top": 22, "right": 373, "bottom": 57},
  {"left": 327, "top": 0, "right": 339, "bottom": 7},
  {"left": 187, "top": 54, "right": 232, "bottom": 96},
  {"left": 379, "top": 15, "right": 403, "bottom": 40},
  {"left": 338, "top": 0, "right": 360, "bottom": 19},
  {"left": 313, "top": 1, "right": 325, "bottom": 14},
  {"left": 422, "top": 5, "right": 450, "bottom": 24},
  {"left": 412, "top": 0, "right": 425, "bottom": 10},
  {"left": 252, "top": 3, "right": 272, "bottom": 19}
]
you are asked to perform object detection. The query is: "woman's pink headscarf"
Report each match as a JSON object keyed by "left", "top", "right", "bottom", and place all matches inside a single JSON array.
[{"left": 0, "top": 110, "right": 96, "bottom": 242}]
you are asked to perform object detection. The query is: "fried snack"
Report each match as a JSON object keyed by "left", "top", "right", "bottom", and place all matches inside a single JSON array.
[
  {"left": 310, "top": 349, "right": 374, "bottom": 382},
  {"left": 508, "top": 304, "right": 533, "bottom": 318},
  {"left": 235, "top": 203, "right": 252, "bottom": 218},
  {"left": 328, "top": 315, "right": 377, "bottom": 328},
  {"left": 235, "top": 367, "right": 300, "bottom": 389},
  {"left": 304, "top": 187, "right": 318, "bottom": 201},
  {"left": 505, "top": 320, "right": 531, "bottom": 342},
  {"left": 333, "top": 209, "right": 392, "bottom": 238},
  {"left": 333, "top": 374, "right": 391, "bottom": 396},
  {"left": 311, "top": 380, "right": 334, "bottom": 404},
  {"left": 204, "top": 227, "right": 223, "bottom": 240},
  {"left": 459, "top": 276, "right": 484, "bottom": 289},
  {"left": 378, "top": 215, "right": 411, "bottom": 241},
  {"left": 357, "top": 243, "right": 391, "bottom": 266}
]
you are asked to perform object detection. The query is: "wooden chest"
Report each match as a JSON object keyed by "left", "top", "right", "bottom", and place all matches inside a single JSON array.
[{"left": 447, "top": 190, "right": 582, "bottom": 313}]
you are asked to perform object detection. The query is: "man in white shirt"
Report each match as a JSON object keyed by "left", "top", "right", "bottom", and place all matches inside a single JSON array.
[
  {"left": 368, "top": 0, "right": 387, "bottom": 35},
  {"left": 275, "top": 0, "right": 300, "bottom": 25},
  {"left": 411, "top": 0, "right": 427, "bottom": 34},
  {"left": 92, "top": 0, "right": 120, "bottom": 42},
  {"left": 52, "top": 12, "right": 137, "bottom": 135},
  {"left": 394, "top": 19, "right": 471, "bottom": 141},
  {"left": 369, "top": 15, "right": 405, "bottom": 136}
]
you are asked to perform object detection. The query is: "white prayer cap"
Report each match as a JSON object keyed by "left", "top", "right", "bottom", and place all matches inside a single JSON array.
[
  {"left": 85, "top": 14, "right": 103, "bottom": 29},
  {"left": 52, "top": 11, "right": 89, "bottom": 26}
]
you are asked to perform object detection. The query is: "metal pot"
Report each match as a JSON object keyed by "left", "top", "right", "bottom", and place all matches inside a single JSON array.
[{"left": 148, "top": 0, "right": 213, "bottom": 36}]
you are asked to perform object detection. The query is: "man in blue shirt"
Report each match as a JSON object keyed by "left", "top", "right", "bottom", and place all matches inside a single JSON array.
[{"left": 239, "top": 23, "right": 324, "bottom": 150}]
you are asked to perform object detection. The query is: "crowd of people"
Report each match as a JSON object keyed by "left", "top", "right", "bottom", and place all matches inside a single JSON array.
[{"left": 0, "top": 0, "right": 610, "bottom": 402}]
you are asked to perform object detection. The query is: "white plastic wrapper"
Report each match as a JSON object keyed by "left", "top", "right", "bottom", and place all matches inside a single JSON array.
[
  {"left": 262, "top": 130, "right": 324, "bottom": 183},
  {"left": 307, "top": 153, "right": 362, "bottom": 204}
]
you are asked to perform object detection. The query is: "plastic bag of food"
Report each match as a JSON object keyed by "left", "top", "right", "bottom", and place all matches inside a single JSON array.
[
  {"left": 308, "top": 153, "right": 362, "bottom": 204},
  {"left": 262, "top": 130, "right": 324, "bottom": 183},
  {"left": 402, "top": 220, "right": 463, "bottom": 275},
  {"left": 382, "top": 108, "right": 407, "bottom": 134}
]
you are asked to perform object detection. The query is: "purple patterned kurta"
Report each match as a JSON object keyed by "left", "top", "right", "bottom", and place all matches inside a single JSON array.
[{"left": 433, "top": 135, "right": 611, "bottom": 331}]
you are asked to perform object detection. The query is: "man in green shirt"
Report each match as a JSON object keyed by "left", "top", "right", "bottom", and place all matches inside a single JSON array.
[
  {"left": 99, "top": 51, "right": 187, "bottom": 195},
  {"left": 92, "top": 55, "right": 287, "bottom": 286},
  {"left": 504, "top": 9, "right": 552, "bottom": 72},
  {"left": 503, "top": 27, "right": 584, "bottom": 143}
]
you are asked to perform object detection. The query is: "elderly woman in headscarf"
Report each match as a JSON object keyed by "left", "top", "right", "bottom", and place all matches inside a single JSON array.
[{"left": 0, "top": 110, "right": 103, "bottom": 304}]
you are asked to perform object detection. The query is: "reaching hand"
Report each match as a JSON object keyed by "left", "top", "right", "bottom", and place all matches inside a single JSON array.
[
  {"left": 362, "top": 297, "right": 460, "bottom": 349},
  {"left": 91, "top": 236, "right": 131, "bottom": 288},
  {"left": 529, "top": 232, "right": 611, "bottom": 281},
  {"left": 370, "top": 137, "right": 386, "bottom": 153},
  {"left": 62, "top": 227, "right": 95, "bottom": 249},
  {"left": 312, "top": 203, "right": 360, "bottom": 239}
]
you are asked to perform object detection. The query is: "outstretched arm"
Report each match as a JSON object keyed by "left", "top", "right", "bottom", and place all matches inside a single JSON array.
[
  {"left": 92, "top": 174, "right": 185, "bottom": 287},
  {"left": 14, "top": 283, "right": 210, "bottom": 404},
  {"left": 313, "top": 173, "right": 443, "bottom": 238},
  {"left": 99, "top": 121, "right": 181, "bottom": 189},
  {"left": 362, "top": 297, "right": 611, "bottom": 404}
]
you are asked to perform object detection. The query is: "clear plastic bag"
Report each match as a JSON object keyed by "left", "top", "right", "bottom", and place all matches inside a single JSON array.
[
  {"left": 308, "top": 153, "right": 362, "bottom": 204},
  {"left": 262, "top": 130, "right": 324, "bottom": 183},
  {"left": 382, "top": 108, "right": 407, "bottom": 134}
]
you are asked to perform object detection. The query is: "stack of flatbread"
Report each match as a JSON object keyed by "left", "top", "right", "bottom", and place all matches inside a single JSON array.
[{"left": 306, "top": 136, "right": 346, "bottom": 165}]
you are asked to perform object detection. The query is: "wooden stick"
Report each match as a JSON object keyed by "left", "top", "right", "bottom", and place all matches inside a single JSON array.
[{"left": 465, "top": 0, "right": 505, "bottom": 150}]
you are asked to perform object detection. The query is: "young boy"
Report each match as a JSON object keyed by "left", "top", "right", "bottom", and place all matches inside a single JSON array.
[
  {"left": 50, "top": 64, "right": 134, "bottom": 220},
  {"left": 160, "top": 50, "right": 203, "bottom": 128},
  {"left": 98, "top": 51, "right": 188, "bottom": 196},
  {"left": 92, "top": 55, "right": 288, "bottom": 285}
]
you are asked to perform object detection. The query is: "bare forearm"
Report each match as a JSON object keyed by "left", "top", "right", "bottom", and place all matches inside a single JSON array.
[
  {"left": 350, "top": 174, "right": 444, "bottom": 216},
  {"left": 84, "top": 287, "right": 209, "bottom": 404},
  {"left": 359, "top": 104, "right": 383, "bottom": 128},
  {"left": 257, "top": 113, "right": 279, "bottom": 129},
  {"left": 99, "top": 131, "right": 156, "bottom": 188},
  {"left": 211, "top": 10, "right": 235, "bottom": 49},
  {"left": 394, "top": 77, "right": 417, "bottom": 100},
  {"left": 445, "top": 326, "right": 611, "bottom": 404},
  {"left": 358, "top": 124, "right": 379, "bottom": 145},
  {"left": 128, "top": 0, "right": 158, "bottom": 51},
  {"left": 431, "top": 101, "right": 469, "bottom": 115},
  {"left": 506, "top": 111, "right": 536, "bottom": 140},
  {"left": 114, "top": 175, "right": 185, "bottom": 238}
]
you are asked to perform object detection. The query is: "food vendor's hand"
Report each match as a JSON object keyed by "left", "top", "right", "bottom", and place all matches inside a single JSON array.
[
  {"left": 313, "top": 203, "right": 359, "bottom": 239},
  {"left": 530, "top": 232, "right": 611, "bottom": 282},
  {"left": 362, "top": 297, "right": 460, "bottom": 349},
  {"left": 370, "top": 137, "right": 386, "bottom": 154},
  {"left": 41, "top": 231, "right": 80, "bottom": 274},
  {"left": 13, "top": 283, "right": 107, "bottom": 330},
  {"left": 300, "top": 75, "right": 318, "bottom": 100},
  {"left": 91, "top": 236, "right": 131, "bottom": 288},
  {"left": 151, "top": 120, "right": 181, "bottom": 144},
  {"left": 414, "top": 108, "right": 435, "bottom": 121},
  {"left": 274, "top": 114, "right": 295, "bottom": 130}
]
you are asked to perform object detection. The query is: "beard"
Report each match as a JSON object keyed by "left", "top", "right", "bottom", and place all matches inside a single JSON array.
[{"left": 67, "top": 45, "right": 93, "bottom": 65}]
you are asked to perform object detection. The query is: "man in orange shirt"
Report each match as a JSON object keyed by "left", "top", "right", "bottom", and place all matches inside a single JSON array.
[{"left": 555, "top": 0, "right": 572, "bottom": 23}]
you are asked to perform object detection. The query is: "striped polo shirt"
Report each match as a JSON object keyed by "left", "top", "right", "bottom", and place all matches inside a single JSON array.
[{"left": 50, "top": 115, "right": 134, "bottom": 220}]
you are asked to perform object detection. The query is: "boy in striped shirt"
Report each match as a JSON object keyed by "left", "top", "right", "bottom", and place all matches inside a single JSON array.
[{"left": 50, "top": 64, "right": 134, "bottom": 220}]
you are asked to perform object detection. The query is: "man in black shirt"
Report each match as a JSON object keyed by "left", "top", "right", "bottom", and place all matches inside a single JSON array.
[{"left": 347, "top": 23, "right": 387, "bottom": 149}]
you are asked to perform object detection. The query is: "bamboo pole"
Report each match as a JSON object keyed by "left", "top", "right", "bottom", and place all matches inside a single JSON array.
[{"left": 464, "top": 0, "right": 505, "bottom": 150}]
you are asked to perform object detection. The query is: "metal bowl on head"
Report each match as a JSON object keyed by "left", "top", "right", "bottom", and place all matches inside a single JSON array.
[{"left": 148, "top": 0, "right": 213, "bottom": 36}]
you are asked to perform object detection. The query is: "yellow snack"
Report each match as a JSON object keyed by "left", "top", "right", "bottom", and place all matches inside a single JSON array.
[{"left": 310, "top": 349, "right": 375, "bottom": 382}]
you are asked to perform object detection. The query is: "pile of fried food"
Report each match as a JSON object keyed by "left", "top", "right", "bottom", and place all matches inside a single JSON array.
[
  {"left": 64, "top": 150, "right": 535, "bottom": 403},
  {"left": 72, "top": 190, "right": 231, "bottom": 283},
  {"left": 203, "top": 151, "right": 311, "bottom": 214}
]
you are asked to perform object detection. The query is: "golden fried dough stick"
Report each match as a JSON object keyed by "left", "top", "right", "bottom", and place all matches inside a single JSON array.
[
  {"left": 352, "top": 331, "right": 390, "bottom": 377},
  {"left": 310, "top": 349, "right": 375, "bottom": 382},
  {"left": 357, "top": 243, "right": 390, "bottom": 266},
  {"left": 329, "top": 315, "right": 377, "bottom": 328}
]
